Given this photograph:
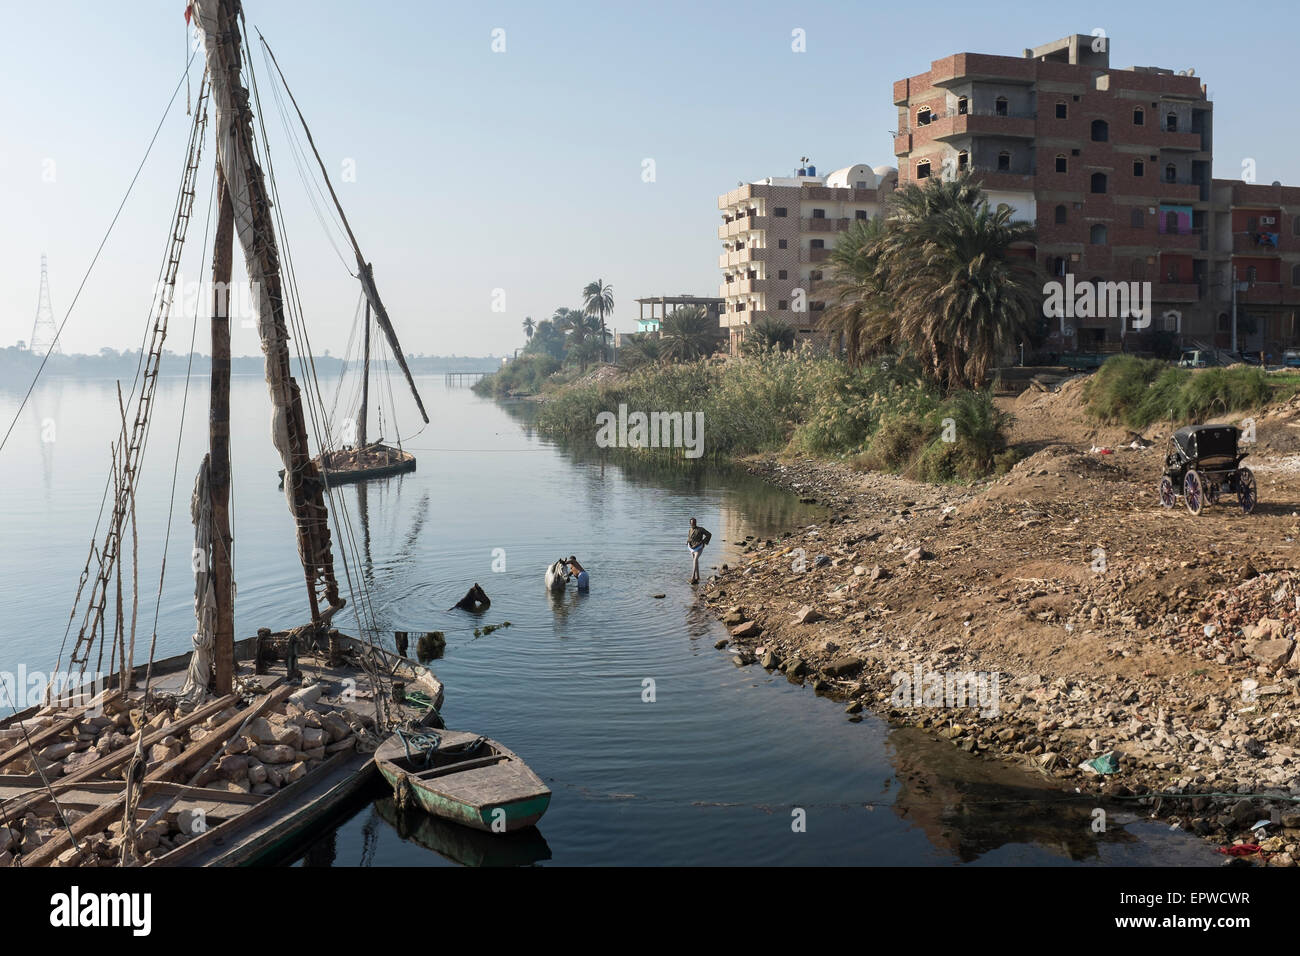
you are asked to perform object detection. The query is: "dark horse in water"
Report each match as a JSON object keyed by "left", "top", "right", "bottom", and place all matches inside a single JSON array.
[{"left": 449, "top": 583, "right": 490, "bottom": 613}]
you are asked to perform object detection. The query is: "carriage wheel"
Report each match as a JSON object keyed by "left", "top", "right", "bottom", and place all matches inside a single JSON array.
[
  {"left": 1158, "top": 476, "right": 1175, "bottom": 508},
  {"left": 1183, "top": 470, "right": 1204, "bottom": 515},
  {"left": 1237, "top": 467, "right": 1257, "bottom": 514}
]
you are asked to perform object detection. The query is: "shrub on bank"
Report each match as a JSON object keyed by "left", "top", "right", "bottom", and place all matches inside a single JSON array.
[
  {"left": 1084, "top": 355, "right": 1297, "bottom": 429},
  {"left": 472, "top": 355, "right": 562, "bottom": 398},
  {"left": 532, "top": 351, "right": 1016, "bottom": 481}
]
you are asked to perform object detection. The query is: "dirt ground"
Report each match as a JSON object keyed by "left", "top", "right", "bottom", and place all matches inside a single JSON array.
[{"left": 700, "top": 375, "right": 1300, "bottom": 863}]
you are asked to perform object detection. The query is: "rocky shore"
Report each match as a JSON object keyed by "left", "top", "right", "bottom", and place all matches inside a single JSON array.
[{"left": 698, "top": 389, "right": 1300, "bottom": 864}]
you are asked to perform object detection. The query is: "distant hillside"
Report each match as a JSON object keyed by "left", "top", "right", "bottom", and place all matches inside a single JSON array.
[{"left": 0, "top": 347, "right": 502, "bottom": 384}]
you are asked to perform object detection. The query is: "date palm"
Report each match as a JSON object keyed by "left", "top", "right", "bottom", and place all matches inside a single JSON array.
[
  {"left": 620, "top": 333, "right": 663, "bottom": 370},
  {"left": 882, "top": 177, "right": 1040, "bottom": 388},
  {"left": 819, "top": 216, "right": 892, "bottom": 368},
  {"left": 660, "top": 306, "right": 716, "bottom": 362},
  {"left": 742, "top": 315, "right": 796, "bottom": 355},
  {"left": 522, "top": 316, "right": 535, "bottom": 341},
  {"left": 582, "top": 279, "right": 615, "bottom": 363}
]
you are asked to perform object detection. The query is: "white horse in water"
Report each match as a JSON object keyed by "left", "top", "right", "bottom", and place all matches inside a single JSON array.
[{"left": 544, "top": 558, "right": 571, "bottom": 593}]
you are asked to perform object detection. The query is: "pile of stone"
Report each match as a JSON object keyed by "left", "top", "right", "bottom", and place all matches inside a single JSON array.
[
  {"left": 2, "top": 686, "right": 365, "bottom": 867},
  {"left": 1183, "top": 570, "right": 1300, "bottom": 672}
]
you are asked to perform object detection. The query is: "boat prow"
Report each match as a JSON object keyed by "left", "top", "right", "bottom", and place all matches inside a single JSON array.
[{"left": 375, "top": 729, "right": 550, "bottom": 833}]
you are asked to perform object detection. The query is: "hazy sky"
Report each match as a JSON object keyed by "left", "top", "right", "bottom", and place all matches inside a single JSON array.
[{"left": 2, "top": 0, "right": 1296, "bottom": 358}]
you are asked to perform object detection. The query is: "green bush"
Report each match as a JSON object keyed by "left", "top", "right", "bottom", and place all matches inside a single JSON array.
[
  {"left": 1085, "top": 356, "right": 1291, "bottom": 429},
  {"left": 529, "top": 351, "right": 1015, "bottom": 482},
  {"left": 472, "top": 355, "right": 562, "bottom": 398}
]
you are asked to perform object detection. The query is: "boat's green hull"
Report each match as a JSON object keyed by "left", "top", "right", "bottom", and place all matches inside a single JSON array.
[{"left": 379, "top": 765, "right": 550, "bottom": 833}]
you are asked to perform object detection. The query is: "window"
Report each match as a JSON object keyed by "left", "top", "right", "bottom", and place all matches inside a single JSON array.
[
  {"left": 1131, "top": 260, "right": 1146, "bottom": 280},
  {"left": 1055, "top": 154, "right": 1067, "bottom": 173},
  {"left": 1247, "top": 266, "right": 1258, "bottom": 284},
  {"left": 1165, "top": 211, "right": 1179, "bottom": 233},
  {"left": 855, "top": 210, "right": 868, "bottom": 219},
  {"left": 811, "top": 209, "right": 826, "bottom": 219},
  {"left": 778, "top": 300, "right": 788, "bottom": 310},
  {"left": 1133, "top": 159, "right": 1144, "bottom": 177},
  {"left": 916, "top": 159, "right": 931, "bottom": 179},
  {"left": 997, "top": 151, "right": 1011, "bottom": 171},
  {"left": 1056, "top": 101, "right": 1067, "bottom": 119},
  {"left": 1164, "top": 164, "right": 1177, "bottom": 183},
  {"left": 995, "top": 96, "right": 1008, "bottom": 116},
  {"left": 1090, "top": 172, "right": 1107, "bottom": 194},
  {"left": 810, "top": 239, "right": 824, "bottom": 249},
  {"left": 1090, "top": 224, "right": 1108, "bottom": 245},
  {"left": 1293, "top": 218, "right": 1300, "bottom": 237},
  {"left": 1246, "top": 216, "right": 1258, "bottom": 232},
  {"left": 1131, "top": 208, "right": 1144, "bottom": 228},
  {"left": 957, "top": 96, "right": 968, "bottom": 115},
  {"left": 1091, "top": 119, "right": 1109, "bottom": 142},
  {"left": 773, "top": 207, "right": 787, "bottom": 217},
  {"left": 1055, "top": 204, "right": 1067, "bottom": 224},
  {"left": 810, "top": 270, "right": 823, "bottom": 280},
  {"left": 1292, "top": 264, "right": 1300, "bottom": 286},
  {"left": 957, "top": 150, "right": 968, "bottom": 171},
  {"left": 916, "top": 106, "right": 932, "bottom": 126},
  {"left": 778, "top": 239, "right": 787, "bottom": 249},
  {"left": 855, "top": 181, "right": 867, "bottom": 189},
  {"left": 778, "top": 270, "right": 787, "bottom": 280},
  {"left": 1133, "top": 107, "right": 1144, "bottom": 126},
  {"left": 1050, "top": 256, "right": 1068, "bottom": 276},
  {"left": 1166, "top": 112, "right": 1178, "bottom": 132}
]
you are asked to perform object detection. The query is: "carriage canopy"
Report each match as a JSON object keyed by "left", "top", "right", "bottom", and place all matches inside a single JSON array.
[{"left": 1172, "top": 425, "right": 1240, "bottom": 461}]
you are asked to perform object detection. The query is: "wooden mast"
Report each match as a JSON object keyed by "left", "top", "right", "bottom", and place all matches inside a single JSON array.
[
  {"left": 211, "top": 168, "right": 235, "bottom": 694},
  {"left": 358, "top": 289, "right": 370, "bottom": 450},
  {"left": 195, "top": 0, "right": 344, "bottom": 627}
]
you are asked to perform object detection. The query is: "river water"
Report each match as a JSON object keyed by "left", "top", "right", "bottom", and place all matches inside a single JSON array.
[{"left": 0, "top": 374, "right": 1217, "bottom": 865}]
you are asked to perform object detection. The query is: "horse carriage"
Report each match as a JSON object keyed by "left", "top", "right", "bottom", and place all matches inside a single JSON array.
[{"left": 1158, "top": 424, "right": 1257, "bottom": 516}]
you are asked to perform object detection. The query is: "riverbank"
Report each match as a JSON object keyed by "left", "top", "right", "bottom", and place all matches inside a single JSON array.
[{"left": 698, "top": 378, "right": 1300, "bottom": 864}]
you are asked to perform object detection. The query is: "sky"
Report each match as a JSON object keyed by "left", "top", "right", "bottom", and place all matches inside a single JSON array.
[{"left": 1, "top": 0, "right": 1296, "bottom": 358}]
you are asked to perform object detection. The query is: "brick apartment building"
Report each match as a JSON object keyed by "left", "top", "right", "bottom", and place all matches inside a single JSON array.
[
  {"left": 892, "top": 34, "right": 1300, "bottom": 360},
  {"left": 716, "top": 163, "right": 898, "bottom": 354}
]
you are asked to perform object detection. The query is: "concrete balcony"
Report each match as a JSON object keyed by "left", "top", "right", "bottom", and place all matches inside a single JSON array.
[
  {"left": 1238, "top": 282, "right": 1287, "bottom": 305},
  {"left": 968, "top": 169, "right": 1035, "bottom": 192},
  {"left": 1233, "top": 234, "right": 1282, "bottom": 254},
  {"left": 800, "top": 247, "right": 831, "bottom": 263},
  {"left": 1159, "top": 130, "right": 1204, "bottom": 151},
  {"left": 717, "top": 246, "right": 768, "bottom": 269},
  {"left": 932, "top": 112, "right": 1036, "bottom": 141},
  {"left": 718, "top": 215, "right": 769, "bottom": 240},
  {"left": 894, "top": 132, "right": 911, "bottom": 156},
  {"left": 1156, "top": 229, "right": 1203, "bottom": 251},
  {"left": 720, "top": 278, "right": 768, "bottom": 296}
]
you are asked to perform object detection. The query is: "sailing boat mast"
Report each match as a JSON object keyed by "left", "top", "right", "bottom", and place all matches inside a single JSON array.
[
  {"left": 193, "top": 0, "right": 344, "bottom": 627},
  {"left": 210, "top": 168, "right": 236, "bottom": 694},
  {"left": 358, "top": 293, "right": 370, "bottom": 449}
]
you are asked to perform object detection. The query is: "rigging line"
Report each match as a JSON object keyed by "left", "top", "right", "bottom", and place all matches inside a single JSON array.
[
  {"left": 244, "top": 44, "right": 383, "bottom": 654},
  {"left": 52, "top": 70, "right": 211, "bottom": 684},
  {"left": 259, "top": 44, "right": 353, "bottom": 273},
  {"left": 145, "top": 161, "right": 219, "bottom": 693},
  {"left": 0, "top": 48, "right": 200, "bottom": 458}
]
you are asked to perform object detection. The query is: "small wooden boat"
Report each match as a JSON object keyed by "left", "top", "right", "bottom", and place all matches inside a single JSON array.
[
  {"left": 376, "top": 728, "right": 550, "bottom": 833},
  {"left": 279, "top": 441, "right": 416, "bottom": 487}
]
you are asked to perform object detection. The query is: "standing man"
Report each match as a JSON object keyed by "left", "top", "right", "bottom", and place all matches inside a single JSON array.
[{"left": 686, "top": 517, "right": 712, "bottom": 584}]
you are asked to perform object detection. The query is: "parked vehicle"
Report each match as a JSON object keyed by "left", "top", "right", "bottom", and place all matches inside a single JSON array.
[
  {"left": 1283, "top": 349, "right": 1300, "bottom": 369},
  {"left": 1177, "top": 349, "right": 1217, "bottom": 368},
  {"left": 1159, "top": 425, "right": 1256, "bottom": 516}
]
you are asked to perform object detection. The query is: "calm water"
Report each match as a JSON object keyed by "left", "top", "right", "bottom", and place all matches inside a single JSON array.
[{"left": 0, "top": 374, "right": 1216, "bottom": 866}]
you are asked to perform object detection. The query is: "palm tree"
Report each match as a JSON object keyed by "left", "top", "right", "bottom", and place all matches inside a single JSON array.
[
  {"left": 742, "top": 315, "right": 796, "bottom": 355},
  {"left": 659, "top": 306, "right": 716, "bottom": 362},
  {"left": 582, "top": 279, "right": 615, "bottom": 363},
  {"left": 555, "top": 308, "right": 603, "bottom": 371},
  {"left": 819, "top": 216, "right": 893, "bottom": 368},
  {"left": 881, "top": 173, "right": 1040, "bottom": 389},
  {"left": 522, "top": 316, "right": 535, "bottom": 341}
]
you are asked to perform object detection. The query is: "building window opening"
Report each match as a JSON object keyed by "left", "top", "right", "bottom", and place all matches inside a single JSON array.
[
  {"left": 916, "top": 106, "right": 931, "bottom": 126},
  {"left": 1055, "top": 101, "right": 1067, "bottom": 119},
  {"left": 1133, "top": 107, "right": 1144, "bottom": 125},
  {"left": 1131, "top": 208, "right": 1144, "bottom": 228},
  {"left": 1091, "top": 119, "right": 1109, "bottom": 141},
  {"left": 916, "top": 159, "right": 931, "bottom": 179},
  {"left": 1166, "top": 112, "right": 1178, "bottom": 132},
  {"left": 1055, "top": 154, "right": 1067, "bottom": 173},
  {"left": 1055, "top": 204, "right": 1067, "bottom": 224},
  {"left": 1090, "top": 172, "right": 1107, "bottom": 193},
  {"left": 1164, "top": 164, "right": 1177, "bottom": 183},
  {"left": 995, "top": 96, "right": 1008, "bottom": 116},
  {"left": 957, "top": 150, "right": 968, "bottom": 171},
  {"left": 997, "top": 151, "right": 1011, "bottom": 171},
  {"left": 1090, "top": 224, "right": 1108, "bottom": 245},
  {"left": 957, "top": 96, "right": 968, "bottom": 115},
  {"left": 1133, "top": 159, "right": 1144, "bottom": 177}
]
